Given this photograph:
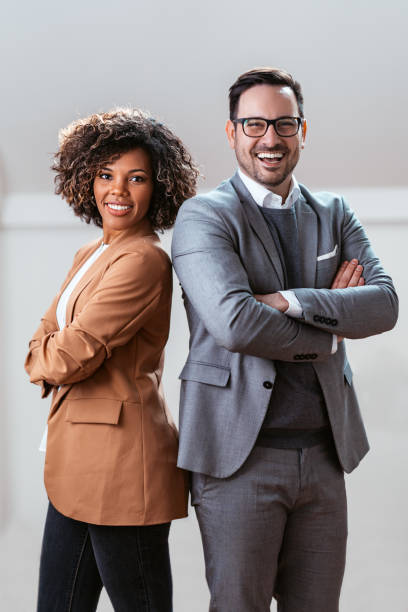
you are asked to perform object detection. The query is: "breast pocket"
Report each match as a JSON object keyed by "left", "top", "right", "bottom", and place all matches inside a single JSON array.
[{"left": 315, "top": 256, "right": 340, "bottom": 289}]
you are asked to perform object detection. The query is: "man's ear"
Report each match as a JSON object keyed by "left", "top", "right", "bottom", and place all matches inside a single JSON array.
[
  {"left": 225, "top": 119, "right": 236, "bottom": 150},
  {"left": 301, "top": 119, "right": 307, "bottom": 149}
]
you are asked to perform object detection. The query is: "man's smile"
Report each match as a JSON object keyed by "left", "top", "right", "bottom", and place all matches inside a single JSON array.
[{"left": 254, "top": 149, "right": 286, "bottom": 168}]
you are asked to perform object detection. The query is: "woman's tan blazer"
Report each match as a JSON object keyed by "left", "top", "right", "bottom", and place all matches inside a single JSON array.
[{"left": 25, "top": 219, "right": 188, "bottom": 525}]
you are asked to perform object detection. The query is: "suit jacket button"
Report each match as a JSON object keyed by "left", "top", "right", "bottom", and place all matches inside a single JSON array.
[
  {"left": 324, "top": 317, "right": 331, "bottom": 325},
  {"left": 311, "top": 353, "right": 317, "bottom": 359},
  {"left": 313, "top": 315, "right": 319, "bottom": 322},
  {"left": 263, "top": 381, "right": 273, "bottom": 389},
  {"left": 332, "top": 319, "right": 338, "bottom": 326},
  {"left": 294, "top": 355, "right": 300, "bottom": 360}
]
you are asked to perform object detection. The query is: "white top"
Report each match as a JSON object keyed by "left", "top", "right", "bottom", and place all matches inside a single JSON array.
[{"left": 39, "top": 241, "right": 110, "bottom": 452}]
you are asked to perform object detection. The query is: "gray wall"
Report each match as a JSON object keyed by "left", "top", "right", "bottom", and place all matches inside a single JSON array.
[{"left": 1, "top": 0, "right": 407, "bottom": 610}]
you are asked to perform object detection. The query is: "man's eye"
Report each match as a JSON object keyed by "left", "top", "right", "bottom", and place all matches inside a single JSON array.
[{"left": 279, "top": 120, "right": 297, "bottom": 128}]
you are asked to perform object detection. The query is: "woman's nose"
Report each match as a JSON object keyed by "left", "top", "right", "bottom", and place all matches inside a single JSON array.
[{"left": 110, "top": 177, "right": 128, "bottom": 195}]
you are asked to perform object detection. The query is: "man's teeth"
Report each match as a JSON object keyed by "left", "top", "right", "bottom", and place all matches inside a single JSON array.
[
  {"left": 107, "top": 203, "right": 131, "bottom": 210},
  {"left": 257, "top": 152, "right": 284, "bottom": 159}
]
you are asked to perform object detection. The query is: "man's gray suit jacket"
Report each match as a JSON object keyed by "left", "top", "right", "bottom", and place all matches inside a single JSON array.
[{"left": 171, "top": 173, "right": 398, "bottom": 477}]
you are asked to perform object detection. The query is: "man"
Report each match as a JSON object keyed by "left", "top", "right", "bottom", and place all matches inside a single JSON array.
[{"left": 171, "top": 68, "right": 398, "bottom": 611}]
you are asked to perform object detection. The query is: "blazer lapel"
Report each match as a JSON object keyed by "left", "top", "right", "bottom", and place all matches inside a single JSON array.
[
  {"left": 65, "top": 219, "right": 157, "bottom": 325},
  {"left": 65, "top": 241, "right": 110, "bottom": 324},
  {"left": 230, "top": 173, "right": 285, "bottom": 286},
  {"left": 294, "top": 193, "right": 317, "bottom": 288}
]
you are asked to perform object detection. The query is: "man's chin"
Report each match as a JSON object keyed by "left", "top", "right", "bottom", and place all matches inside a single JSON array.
[{"left": 254, "top": 170, "right": 288, "bottom": 190}]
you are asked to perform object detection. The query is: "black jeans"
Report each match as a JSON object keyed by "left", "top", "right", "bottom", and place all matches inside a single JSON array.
[{"left": 37, "top": 502, "right": 172, "bottom": 612}]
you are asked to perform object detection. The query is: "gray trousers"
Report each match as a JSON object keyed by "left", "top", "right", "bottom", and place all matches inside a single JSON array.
[{"left": 191, "top": 442, "right": 347, "bottom": 612}]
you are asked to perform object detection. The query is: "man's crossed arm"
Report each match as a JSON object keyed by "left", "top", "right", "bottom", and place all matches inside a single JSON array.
[{"left": 255, "top": 259, "right": 365, "bottom": 344}]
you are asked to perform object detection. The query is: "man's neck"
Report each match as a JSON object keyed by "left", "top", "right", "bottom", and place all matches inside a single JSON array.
[
  {"left": 237, "top": 168, "right": 292, "bottom": 204},
  {"left": 237, "top": 168, "right": 299, "bottom": 210}
]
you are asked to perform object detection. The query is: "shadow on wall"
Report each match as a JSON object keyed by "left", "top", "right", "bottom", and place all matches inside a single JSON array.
[{"left": 0, "top": 150, "right": 10, "bottom": 531}]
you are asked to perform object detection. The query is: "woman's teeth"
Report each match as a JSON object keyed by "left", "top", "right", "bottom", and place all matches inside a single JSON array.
[{"left": 107, "top": 203, "right": 131, "bottom": 210}]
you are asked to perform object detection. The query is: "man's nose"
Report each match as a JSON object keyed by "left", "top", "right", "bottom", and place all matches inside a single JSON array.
[{"left": 259, "top": 124, "right": 281, "bottom": 147}]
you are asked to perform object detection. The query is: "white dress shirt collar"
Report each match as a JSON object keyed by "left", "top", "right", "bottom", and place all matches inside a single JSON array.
[{"left": 237, "top": 168, "right": 301, "bottom": 210}]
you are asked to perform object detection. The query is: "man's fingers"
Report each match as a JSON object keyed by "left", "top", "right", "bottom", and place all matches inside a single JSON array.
[
  {"left": 348, "top": 264, "right": 364, "bottom": 287},
  {"left": 331, "top": 261, "right": 348, "bottom": 289},
  {"left": 331, "top": 259, "right": 365, "bottom": 289},
  {"left": 337, "top": 259, "right": 358, "bottom": 288}
]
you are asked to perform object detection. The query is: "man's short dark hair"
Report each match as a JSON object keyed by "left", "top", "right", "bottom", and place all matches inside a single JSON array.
[{"left": 229, "top": 67, "right": 304, "bottom": 120}]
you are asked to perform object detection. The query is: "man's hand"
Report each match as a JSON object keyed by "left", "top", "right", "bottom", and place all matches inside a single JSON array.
[
  {"left": 254, "top": 292, "right": 289, "bottom": 312},
  {"left": 332, "top": 259, "right": 365, "bottom": 342},
  {"left": 331, "top": 259, "right": 365, "bottom": 289},
  {"left": 254, "top": 260, "right": 365, "bottom": 336}
]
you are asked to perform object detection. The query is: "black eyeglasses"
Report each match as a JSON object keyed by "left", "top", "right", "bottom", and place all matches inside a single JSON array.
[{"left": 233, "top": 116, "right": 302, "bottom": 138}]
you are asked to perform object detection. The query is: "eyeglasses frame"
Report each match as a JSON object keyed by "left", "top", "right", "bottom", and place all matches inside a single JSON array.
[{"left": 232, "top": 116, "right": 303, "bottom": 138}]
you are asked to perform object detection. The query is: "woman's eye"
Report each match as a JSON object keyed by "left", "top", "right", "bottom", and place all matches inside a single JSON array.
[
  {"left": 130, "top": 176, "right": 144, "bottom": 183},
  {"left": 99, "top": 173, "right": 111, "bottom": 180}
]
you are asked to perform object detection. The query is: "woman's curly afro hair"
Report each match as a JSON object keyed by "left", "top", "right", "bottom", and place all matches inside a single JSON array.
[{"left": 53, "top": 107, "right": 199, "bottom": 231}]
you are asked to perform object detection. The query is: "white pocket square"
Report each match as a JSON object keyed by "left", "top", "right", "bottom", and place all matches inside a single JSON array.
[{"left": 317, "top": 244, "right": 338, "bottom": 261}]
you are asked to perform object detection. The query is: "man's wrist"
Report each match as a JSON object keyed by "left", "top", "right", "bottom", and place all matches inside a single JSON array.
[{"left": 279, "top": 290, "right": 303, "bottom": 317}]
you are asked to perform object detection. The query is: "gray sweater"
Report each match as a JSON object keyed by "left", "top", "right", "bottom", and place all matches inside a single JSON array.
[{"left": 259, "top": 206, "right": 330, "bottom": 448}]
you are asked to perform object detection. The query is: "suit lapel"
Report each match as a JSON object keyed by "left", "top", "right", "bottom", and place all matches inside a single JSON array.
[
  {"left": 294, "top": 193, "right": 317, "bottom": 288},
  {"left": 230, "top": 173, "right": 285, "bottom": 286}
]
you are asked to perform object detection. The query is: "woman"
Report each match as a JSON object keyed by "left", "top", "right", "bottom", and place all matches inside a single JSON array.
[{"left": 25, "top": 108, "right": 199, "bottom": 611}]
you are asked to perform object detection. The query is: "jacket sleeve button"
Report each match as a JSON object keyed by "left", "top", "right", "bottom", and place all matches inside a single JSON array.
[
  {"left": 332, "top": 319, "right": 338, "bottom": 326},
  {"left": 313, "top": 315, "right": 319, "bottom": 322},
  {"left": 263, "top": 381, "right": 273, "bottom": 389}
]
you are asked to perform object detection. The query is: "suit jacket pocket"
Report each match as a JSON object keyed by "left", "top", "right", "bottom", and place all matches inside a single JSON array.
[
  {"left": 179, "top": 361, "right": 230, "bottom": 387},
  {"left": 65, "top": 398, "right": 123, "bottom": 424}
]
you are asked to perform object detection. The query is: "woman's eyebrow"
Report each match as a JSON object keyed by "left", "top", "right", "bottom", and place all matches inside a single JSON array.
[{"left": 100, "top": 167, "right": 148, "bottom": 174}]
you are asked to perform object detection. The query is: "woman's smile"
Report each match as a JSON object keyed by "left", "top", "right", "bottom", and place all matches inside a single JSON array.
[{"left": 104, "top": 201, "right": 133, "bottom": 215}]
